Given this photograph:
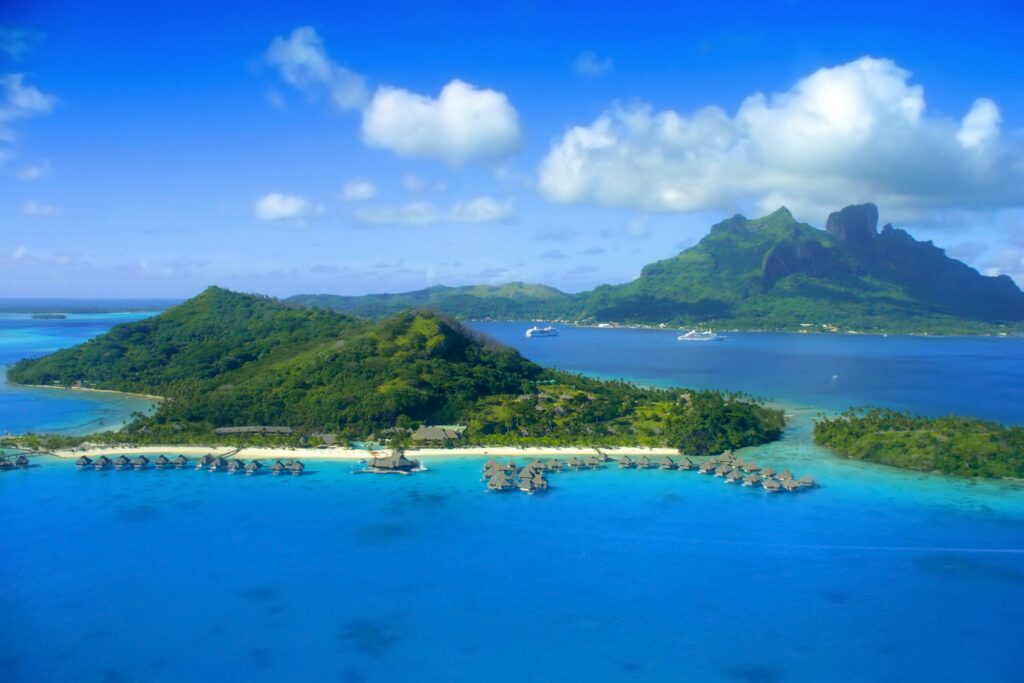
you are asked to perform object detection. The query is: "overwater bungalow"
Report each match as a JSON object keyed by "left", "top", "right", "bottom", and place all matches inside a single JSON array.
[
  {"left": 678, "top": 457, "right": 694, "bottom": 471},
  {"left": 782, "top": 478, "right": 801, "bottom": 492},
  {"left": 637, "top": 456, "right": 653, "bottom": 469},
  {"left": 798, "top": 475, "right": 816, "bottom": 488},
  {"left": 568, "top": 457, "right": 585, "bottom": 470},
  {"left": 227, "top": 459, "right": 244, "bottom": 474},
  {"left": 289, "top": 460, "right": 305, "bottom": 476},
  {"left": 207, "top": 457, "right": 227, "bottom": 472},
  {"left": 131, "top": 455, "right": 149, "bottom": 470},
  {"left": 546, "top": 459, "right": 563, "bottom": 471},
  {"left": 75, "top": 455, "right": 92, "bottom": 470},
  {"left": 725, "top": 470, "right": 744, "bottom": 484},
  {"left": 743, "top": 473, "right": 762, "bottom": 487},
  {"left": 618, "top": 455, "right": 635, "bottom": 469},
  {"left": 698, "top": 461, "right": 716, "bottom": 474},
  {"left": 714, "top": 464, "right": 733, "bottom": 477},
  {"left": 114, "top": 455, "right": 132, "bottom": 470},
  {"left": 270, "top": 460, "right": 285, "bottom": 475},
  {"left": 14, "top": 454, "right": 29, "bottom": 469},
  {"left": 0, "top": 455, "right": 9, "bottom": 470},
  {"left": 761, "top": 467, "right": 776, "bottom": 478},
  {"left": 154, "top": 455, "right": 171, "bottom": 470},
  {"left": 659, "top": 456, "right": 676, "bottom": 470},
  {"left": 195, "top": 454, "right": 214, "bottom": 470},
  {"left": 484, "top": 457, "right": 500, "bottom": 469},
  {"left": 763, "top": 479, "right": 781, "bottom": 493},
  {"left": 585, "top": 455, "right": 602, "bottom": 469},
  {"left": 743, "top": 462, "right": 761, "bottom": 473},
  {"left": 777, "top": 469, "right": 794, "bottom": 481},
  {"left": 487, "top": 473, "right": 514, "bottom": 492},
  {"left": 370, "top": 451, "right": 420, "bottom": 473},
  {"left": 173, "top": 455, "right": 188, "bottom": 469},
  {"left": 93, "top": 455, "right": 111, "bottom": 470},
  {"left": 245, "top": 460, "right": 263, "bottom": 475}
]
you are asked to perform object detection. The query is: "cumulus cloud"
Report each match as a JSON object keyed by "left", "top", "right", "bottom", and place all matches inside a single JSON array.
[
  {"left": 21, "top": 200, "right": 58, "bottom": 217},
  {"left": 573, "top": 50, "right": 613, "bottom": 78},
  {"left": 539, "top": 57, "right": 1024, "bottom": 218},
  {"left": 253, "top": 192, "right": 323, "bottom": 221},
  {"left": 340, "top": 179, "right": 376, "bottom": 201},
  {"left": 362, "top": 79, "right": 522, "bottom": 165},
  {"left": 265, "top": 26, "right": 368, "bottom": 110},
  {"left": 0, "top": 73, "right": 58, "bottom": 142},
  {"left": 351, "top": 196, "right": 514, "bottom": 226}
]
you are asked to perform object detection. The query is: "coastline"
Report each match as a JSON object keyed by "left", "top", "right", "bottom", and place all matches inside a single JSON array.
[
  {"left": 49, "top": 444, "right": 681, "bottom": 461},
  {"left": 16, "top": 383, "right": 165, "bottom": 402}
]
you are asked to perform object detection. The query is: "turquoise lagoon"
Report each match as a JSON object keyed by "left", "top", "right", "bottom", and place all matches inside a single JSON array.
[{"left": 2, "top": 316, "right": 1023, "bottom": 682}]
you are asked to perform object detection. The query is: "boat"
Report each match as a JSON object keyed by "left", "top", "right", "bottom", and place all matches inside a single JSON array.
[
  {"left": 525, "top": 325, "right": 558, "bottom": 338},
  {"left": 677, "top": 329, "right": 725, "bottom": 342}
]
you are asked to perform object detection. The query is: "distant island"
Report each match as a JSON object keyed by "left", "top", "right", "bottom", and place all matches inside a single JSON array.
[
  {"left": 814, "top": 408, "right": 1024, "bottom": 478},
  {"left": 30, "top": 313, "right": 67, "bottom": 320},
  {"left": 5, "top": 287, "right": 784, "bottom": 454},
  {"left": 289, "top": 203, "right": 1024, "bottom": 335}
]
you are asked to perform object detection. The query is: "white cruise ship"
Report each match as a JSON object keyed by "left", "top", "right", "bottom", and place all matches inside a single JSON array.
[
  {"left": 525, "top": 325, "right": 558, "bottom": 338},
  {"left": 677, "top": 329, "right": 725, "bottom": 342}
]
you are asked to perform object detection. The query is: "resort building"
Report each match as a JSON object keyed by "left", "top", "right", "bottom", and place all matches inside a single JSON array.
[{"left": 410, "top": 425, "right": 467, "bottom": 446}]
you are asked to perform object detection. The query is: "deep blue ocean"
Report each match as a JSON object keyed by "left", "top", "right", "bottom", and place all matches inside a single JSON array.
[{"left": 2, "top": 315, "right": 1023, "bottom": 682}]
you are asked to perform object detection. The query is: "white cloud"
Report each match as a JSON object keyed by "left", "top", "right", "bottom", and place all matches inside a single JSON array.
[
  {"left": 253, "top": 192, "right": 323, "bottom": 221},
  {"left": 573, "top": 50, "right": 613, "bottom": 78},
  {"left": 0, "top": 73, "right": 58, "bottom": 142},
  {"left": 539, "top": 57, "right": 1024, "bottom": 218},
  {"left": 340, "top": 179, "right": 376, "bottom": 201},
  {"left": 403, "top": 173, "right": 446, "bottom": 194},
  {"left": 362, "top": 79, "right": 522, "bottom": 165},
  {"left": 21, "top": 200, "right": 58, "bottom": 217},
  {"left": 14, "top": 159, "right": 48, "bottom": 180},
  {"left": 351, "top": 196, "right": 514, "bottom": 226},
  {"left": 265, "top": 26, "right": 368, "bottom": 110}
]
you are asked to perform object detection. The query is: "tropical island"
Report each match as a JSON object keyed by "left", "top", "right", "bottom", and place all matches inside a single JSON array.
[
  {"left": 4, "top": 287, "right": 784, "bottom": 455},
  {"left": 813, "top": 408, "right": 1024, "bottom": 478},
  {"left": 290, "top": 203, "right": 1024, "bottom": 335}
]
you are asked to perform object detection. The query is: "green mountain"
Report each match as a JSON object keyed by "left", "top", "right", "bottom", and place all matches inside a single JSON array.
[
  {"left": 291, "top": 204, "right": 1024, "bottom": 334},
  {"left": 6, "top": 287, "right": 783, "bottom": 451}
]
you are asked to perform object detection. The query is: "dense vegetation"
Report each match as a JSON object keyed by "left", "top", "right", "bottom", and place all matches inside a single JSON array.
[
  {"left": 814, "top": 408, "right": 1024, "bottom": 478},
  {"left": 7, "top": 287, "right": 784, "bottom": 452},
  {"left": 290, "top": 204, "right": 1024, "bottom": 335}
]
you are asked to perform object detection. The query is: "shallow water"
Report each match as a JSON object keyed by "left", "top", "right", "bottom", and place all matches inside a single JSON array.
[{"left": 2, "top": 315, "right": 1024, "bottom": 681}]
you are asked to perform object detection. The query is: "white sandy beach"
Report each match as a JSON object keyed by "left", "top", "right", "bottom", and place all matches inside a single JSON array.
[{"left": 49, "top": 444, "right": 681, "bottom": 461}]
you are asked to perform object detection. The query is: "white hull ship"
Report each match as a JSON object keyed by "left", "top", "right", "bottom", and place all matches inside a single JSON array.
[
  {"left": 677, "top": 329, "right": 725, "bottom": 342},
  {"left": 525, "top": 325, "right": 558, "bottom": 338}
]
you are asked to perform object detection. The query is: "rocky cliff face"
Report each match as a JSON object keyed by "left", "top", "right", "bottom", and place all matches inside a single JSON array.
[{"left": 825, "top": 203, "right": 879, "bottom": 248}]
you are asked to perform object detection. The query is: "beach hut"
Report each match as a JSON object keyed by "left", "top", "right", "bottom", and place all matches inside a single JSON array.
[
  {"left": 659, "top": 456, "right": 676, "bottom": 470},
  {"left": 154, "top": 455, "right": 170, "bottom": 470},
  {"left": 93, "top": 455, "right": 111, "bottom": 470},
  {"left": 173, "top": 455, "right": 188, "bottom": 469},
  {"left": 75, "top": 455, "right": 92, "bottom": 470},
  {"left": 777, "top": 469, "right": 794, "bottom": 481},
  {"left": 585, "top": 455, "right": 602, "bottom": 469},
  {"left": 487, "top": 473, "right": 514, "bottom": 492},
  {"left": 618, "top": 455, "right": 635, "bottom": 469},
  {"left": 14, "top": 454, "right": 29, "bottom": 469},
  {"left": 245, "top": 460, "right": 263, "bottom": 475},
  {"left": 761, "top": 467, "right": 776, "bottom": 478},
  {"left": 763, "top": 479, "right": 781, "bottom": 493},
  {"left": 782, "top": 479, "right": 801, "bottom": 492},
  {"left": 270, "top": 460, "right": 285, "bottom": 475},
  {"left": 637, "top": 455, "right": 653, "bottom": 469},
  {"left": 678, "top": 457, "right": 694, "bottom": 471},
  {"left": 114, "top": 455, "right": 132, "bottom": 470},
  {"left": 227, "top": 459, "right": 244, "bottom": 474},
  {"left": 743, "top": 473, "right": 762, "bottom": 487},
  {"left": 131, "top": 455, "right": 150, "bottom": 470},
  {"left": 368, "top": 452, "right": 420, "bottom": 473},
  {"left": 208, "top": 457, "right": 227, "bottom": 472},
  {"left": 289, "top": 460, "right": 305, "bottom": 476},
  {"left": 725, "top": 470, "right": 744, "bottom": 484},
  {"left": 798, "top": 475, "right": 816, "bottom": 488}
]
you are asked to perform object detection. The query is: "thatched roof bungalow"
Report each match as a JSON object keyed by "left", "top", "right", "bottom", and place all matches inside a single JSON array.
[
  {"left": 227, "top": 459, "right": 244, "bottom": 473},
  {"left": 270, "top": 460, "right": 285, "bottom": 475},
  {"left": 154, "top": 455, "right": 170, "bottom": 469},
  {"left": 75, "top": 455, "right": 92, "bottom": 469},
  {"left": 289, "top": 460, "right": 305, "bottom": 475},
  {"left": 114, "top": 455, "right": 132, "bottom": 470},
  {"left": 618, "top": 455, "right": 635, "bottom": 469},
  {"left": 131, "top": 455, "right": 149, "bottom": 470},
  {"left": 659, "top": 456, "right": 676, "bottom": 470},
  {"left": 777, "top": 469, "right": 794, "bottom": 481},
  {"left": 369, "top": 452, "right": 420, "bottom": 472},
  {"left": 742, "top": 474, "right": 762, "bottom": 487},
  {"left": 725, "top": 470, "right": 744, "bottom": 483},
  {"left": 93, "top": 455, "right": 111, "bottom": 470},
  {"left": 174, "top": 455, "right": 188, "bottom": 469},
  {"left": 763, "top": 479, "right": 781, "bottom": 493},
  {"left": 245, "top": 460, "right": 262, "bottom": 475},
  {"left": 637, "top": 456, "right": 653, "bottom": 469},
  {"left": 798, "top": 475, "right": 816, "bottom": 488}
]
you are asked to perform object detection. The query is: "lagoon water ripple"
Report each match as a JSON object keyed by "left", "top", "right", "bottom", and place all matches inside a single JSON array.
[{"left": 1, "top": 315, "right": 1023, "bottom": 681}]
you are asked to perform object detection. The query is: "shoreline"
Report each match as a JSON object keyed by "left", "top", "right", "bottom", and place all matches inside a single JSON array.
[
  {"left": 15, "top": 383, "right": 165, "bottom": 402},
  {"left": 48, "top": 444, "right": 681, "bottom": 461}
]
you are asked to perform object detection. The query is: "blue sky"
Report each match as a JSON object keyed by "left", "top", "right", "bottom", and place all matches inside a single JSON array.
[{"left": 2, "top": 0, "right": 1023, "bottom": 298}]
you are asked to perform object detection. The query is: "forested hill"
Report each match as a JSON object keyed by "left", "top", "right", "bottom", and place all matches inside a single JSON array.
[
  {"left": 290, "top": 204, "right": 1024, "bottom": 334},
  {"left": 6, "top": 287, "right": 784, "bottom": 450}
]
